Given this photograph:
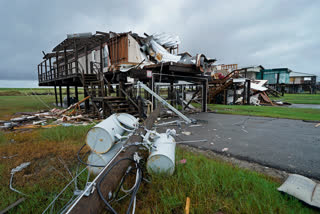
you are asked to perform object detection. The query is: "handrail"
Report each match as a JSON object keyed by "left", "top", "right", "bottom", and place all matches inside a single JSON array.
[{"left": 119, "top": 88, "right": 139, "bottom": 110}]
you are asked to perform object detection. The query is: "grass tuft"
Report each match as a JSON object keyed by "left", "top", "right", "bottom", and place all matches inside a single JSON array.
[{"left": 39, "top": 125, "right": 93, "bottom": 143}]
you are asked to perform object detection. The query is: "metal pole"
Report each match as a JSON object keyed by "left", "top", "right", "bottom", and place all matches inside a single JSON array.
[{"left": 137, "top": 81, "right": 192, "bottom": 124}]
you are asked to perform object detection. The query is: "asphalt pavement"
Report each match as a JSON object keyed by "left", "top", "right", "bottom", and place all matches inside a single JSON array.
[{"left": 160, "top": 113, "right": 320, "bottom": 179}]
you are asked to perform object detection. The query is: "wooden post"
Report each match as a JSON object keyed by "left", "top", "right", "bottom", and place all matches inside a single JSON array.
[
  {"left": 45, "top": 60, "right": 48, "bottom": 81},
  {"left": 40, "top": 62, "right": 43, "bottom": 81},
  {"left": 64, "top": 47, "right": 68, "bottom": 76},
  {"left": 276, "top": 72, "right": 280, "bottom": 91},
  {"left": 85, "top": 45, "right": 88, "bottom": 74},
  {"left": 84, "top": 86, "right": 89, "bottom": 113},
  {"left": 247, "top": 79, "right": 251, "bottom": 105},
  {"left": 233, "top": 84, "right": 236, "bottom": 104},
  {"left": 116, "top": 84, "right": 119, "bottom": 97},
  {"left": 59, "top": 85, "right": 63, "bottom": 107},
  {"left": 49, "top": 58, "right": 52, "bottom": 80},
  {"left": 56, "top": 51, "right": 59, "bottom": 78},
  {"left": 54, "top": 84, "right": 58, "bottom": 106},
  {"left": 202, "top": 80, "right": 207, "bottom": 112},
  {"left": 75, "top": 86, "right": 79, "bottom": 101},
  {"left": 37, "top": 64, "right": 40, "bottom": 82},
  {"left": 100, "top": 40, "right": 103, "bottom": 73},
  {"left": 223, "top": 89, "right": 227, "bottom": 105},
  {"left": 242, "top": 81, "right": 246, "bottom": 104},
  {"left": 68, "top": 107, "right": 161, "bottom": 214},
  {"left": 67, "top": 86, "right": 70, "bottom": 106},
  {"left": 75, "top": 42, "right": 79, "bottom": 74}
]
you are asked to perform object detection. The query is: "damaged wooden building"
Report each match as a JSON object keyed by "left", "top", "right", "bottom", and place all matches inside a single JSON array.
[{"left": 37, "top": 31, "right": 216, "bottom": 118}]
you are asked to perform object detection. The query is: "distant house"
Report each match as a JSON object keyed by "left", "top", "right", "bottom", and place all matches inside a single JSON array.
[
  {"left": 239, "top": 65, "right": 264, "bottom": 80},
  {"left": 256, "top": 68, "right": 292, "bottom": 84},
  {"left": 289, "top": 72, "right": 316, "bottom": 84},
  {"left": 288, "top": 72, "right": 317, "bottom": 93}
]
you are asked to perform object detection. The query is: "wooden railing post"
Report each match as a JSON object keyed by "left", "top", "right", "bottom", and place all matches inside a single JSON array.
[
  {"left": 56, "top": 51, "right": 59, "bottom": 78},
  {"left": 44, "top": 60, "right": 48, "bottom": 81},
  {"left": 49, "top": 58, "right": 52, "bottom": 80},
  {"left": 64, "top": 47, "right": 68, "bottom": 76}
]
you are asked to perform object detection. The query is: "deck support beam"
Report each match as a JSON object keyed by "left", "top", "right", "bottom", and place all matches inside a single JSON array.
[
  {"left": 246, "top": 79, "right": 251, "bottom": 105},
  {"left": 54, "top": 84, "right": 58, "bottom": 106},
  {"left": 59, "top": 85, "right": 63, "bottom": 107},
  {"left": 66, "top": 86, "right": 70, "bottom": 106},
  {"left": 75, "top": 86, "right": 79, "bottom": 102},
  {"left": 202, "top": 80, "right": 207, "bottom": 112}
]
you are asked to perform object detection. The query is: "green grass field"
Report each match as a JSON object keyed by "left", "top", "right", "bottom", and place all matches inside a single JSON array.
[
  {"left": 271, "top": 93, "right": 320, "bottom": 104},
  {"left": 0, "top": 88, "right": 84, "bottom": 96},
  {"left": 207, "top": 104, "right": 320, "bottom": 121},
  {"left": 0, "top": 95, "right": 56, "bottom": 120}
]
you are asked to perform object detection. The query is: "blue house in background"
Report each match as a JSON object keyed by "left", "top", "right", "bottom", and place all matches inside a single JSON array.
[{"left": 256, "top": 68, "right": 292, "bottom": 84}]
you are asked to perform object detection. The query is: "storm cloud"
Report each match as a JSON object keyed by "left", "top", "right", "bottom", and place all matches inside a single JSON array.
[{"left": 0, "top": 0, "right": 319, "bottom": 82}]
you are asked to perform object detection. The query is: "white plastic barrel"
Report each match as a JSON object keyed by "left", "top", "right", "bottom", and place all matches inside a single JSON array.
[
  {"left": 86, "top": 113, "right": 138, "bottom": 154},
  {"left": 87, "top": 141, "right": 124, "bottom": 175},
  {"left": 147, "top": 133, "right": 176, "bottom": 175}
]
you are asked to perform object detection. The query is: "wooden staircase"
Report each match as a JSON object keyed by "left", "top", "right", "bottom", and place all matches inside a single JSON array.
[
  {"left": 208, "top": 69, "right": 240, "bottom": 104},
  {"left": 92, "top": 96, "right": 138, "bottom": 116},
  {"left": 80, "top": 66, "right": 138, "bottom": 117}
]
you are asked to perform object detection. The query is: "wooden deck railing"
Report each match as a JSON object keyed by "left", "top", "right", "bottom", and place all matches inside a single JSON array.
[{"left": 38, "top": 60, "right": 79, "bottom": 82}]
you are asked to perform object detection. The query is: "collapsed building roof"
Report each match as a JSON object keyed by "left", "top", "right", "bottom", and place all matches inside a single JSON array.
[{"left": 48, "top": 31, "right": 217, "bottom": 73}]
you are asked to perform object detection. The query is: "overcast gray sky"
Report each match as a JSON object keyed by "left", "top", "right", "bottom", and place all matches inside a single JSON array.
[{"left": 0, "top": 0, "right": 319, "bottom": 84}]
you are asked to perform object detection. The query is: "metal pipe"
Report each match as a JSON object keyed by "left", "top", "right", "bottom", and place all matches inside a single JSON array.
[{"left": 137, "top": 81, "right": 192, "bottom": 124}]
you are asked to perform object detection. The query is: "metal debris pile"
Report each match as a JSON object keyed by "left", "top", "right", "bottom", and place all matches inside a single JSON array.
[{"left": 107, "top": 32, "right": 216, "bottom": 72}]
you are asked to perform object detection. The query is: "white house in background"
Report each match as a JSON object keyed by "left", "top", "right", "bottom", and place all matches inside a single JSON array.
[
  {"left": 288, "top": 71, "right": 317, "bottom": 93},
  {"left": 239, "top": 65, "right": 264, "bottom": 80},
  {"left": 289, "top": 72, "right": 317, "bottom": 84}
]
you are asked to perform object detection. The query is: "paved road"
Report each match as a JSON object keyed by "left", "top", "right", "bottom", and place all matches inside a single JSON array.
[{"left": 161, "top": 113, "right": 320, "bottom": 179}]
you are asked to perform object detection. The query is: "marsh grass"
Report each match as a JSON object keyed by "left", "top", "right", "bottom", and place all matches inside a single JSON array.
[
  {"left": 111, "top": 148, "right": 318, "bottom": 214},
  {"left": 39, "top": 125, "right": 93, "bottom": 143}
]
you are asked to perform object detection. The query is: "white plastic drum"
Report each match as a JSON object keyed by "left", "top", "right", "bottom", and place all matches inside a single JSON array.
[
  {"left": 147, "top": 133, "right": 176, "bottom": 175},
  {"left": 87, "top": 141, "right": 124, "bottom": 175},
  {"left": 86, "top": 113, "right": 138, "bottom": 154}
]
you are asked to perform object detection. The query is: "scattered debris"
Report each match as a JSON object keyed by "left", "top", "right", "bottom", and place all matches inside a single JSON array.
[
  {"left": 278, "top": 174, "right": 320, "bottom": 208},
  {"left": 176, "top": 139, "right": 207, "bottom": 144},
  {"left": 10, "top": 162, "right": 31, "bottom": 196},
  {"left": 181, "top": 131, "right": 191, "bottom": 136},
  {"left": 222, "top": 148, "right": 229, "bottom": 152},
  {"left": 315, "top": 123, "right": 320, "bottom": 128},
  {"left": 2, "top": 154, "right": 18, "bottom": 159}
]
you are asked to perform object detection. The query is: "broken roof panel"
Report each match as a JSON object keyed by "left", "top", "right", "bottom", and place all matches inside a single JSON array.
[{"left": 151, "top": 32, "right": 181, "bottom": 48}]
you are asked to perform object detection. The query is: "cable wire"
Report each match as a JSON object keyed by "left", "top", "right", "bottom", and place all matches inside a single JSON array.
[{"left": 96, "top": 157, "right": 143, "bottom": 214}]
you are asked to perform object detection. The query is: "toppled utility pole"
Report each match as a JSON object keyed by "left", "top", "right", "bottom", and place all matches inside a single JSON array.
[{"left": 68, "top": 107, "right": 161, "bottom": 214}]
